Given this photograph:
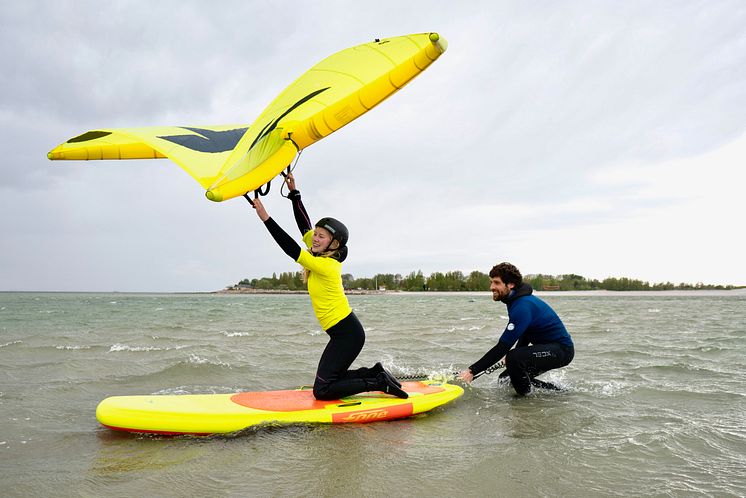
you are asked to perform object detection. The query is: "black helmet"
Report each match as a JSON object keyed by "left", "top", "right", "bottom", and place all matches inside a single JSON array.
[{"left": 315, "top": 217, "right": 349, "bottom": 247}]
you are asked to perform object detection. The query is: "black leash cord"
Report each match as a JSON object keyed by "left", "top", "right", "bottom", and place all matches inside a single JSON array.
[{"left": 396, "top": 362, "right": 505, "bottom": 381}]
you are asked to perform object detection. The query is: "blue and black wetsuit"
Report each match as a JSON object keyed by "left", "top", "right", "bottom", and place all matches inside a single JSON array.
[{"left": 469, "top": 283, "right": 574, "bottom": 394}]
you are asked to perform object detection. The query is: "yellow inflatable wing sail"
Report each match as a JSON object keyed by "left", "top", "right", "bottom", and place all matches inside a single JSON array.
[{"left": 48, "top": 33, "right": 447, "bottom": 202}]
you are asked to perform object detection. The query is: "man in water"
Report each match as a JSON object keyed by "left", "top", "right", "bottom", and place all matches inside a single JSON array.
[{"left": 458, "top": 262, "right": 574, "bottom": 395}]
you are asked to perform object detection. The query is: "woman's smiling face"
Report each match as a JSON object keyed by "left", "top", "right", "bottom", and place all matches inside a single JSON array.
[{"left": 312, "top": 226, "right": 335, "bottom": 254}]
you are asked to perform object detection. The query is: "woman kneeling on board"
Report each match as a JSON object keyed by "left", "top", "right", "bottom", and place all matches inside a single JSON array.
[{"left": 251, "top": 174, "right": 407, "bottom": 400}]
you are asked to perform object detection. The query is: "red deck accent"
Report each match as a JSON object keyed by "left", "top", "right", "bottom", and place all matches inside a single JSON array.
[
  {"left": 230, "top": 390, "right": 337, "bottom": 411},
  {"left": 229, "top": 381, "right": 444, "bottom": 411},
  {"left": 400, "top": 381, "right": 445, "bottom": 394}
]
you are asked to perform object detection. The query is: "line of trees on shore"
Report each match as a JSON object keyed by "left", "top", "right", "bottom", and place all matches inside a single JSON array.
[{"left": 232, "top": 271, "right": 741, "bottom": 292}]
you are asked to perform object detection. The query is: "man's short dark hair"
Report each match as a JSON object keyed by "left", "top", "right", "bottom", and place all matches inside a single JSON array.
[{"left": 489, "top": 262, "right": 522, "bottom": 286}]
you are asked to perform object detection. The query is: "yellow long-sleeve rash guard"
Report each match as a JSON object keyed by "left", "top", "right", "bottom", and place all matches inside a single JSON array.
[{"left": 297, "top": 230, "right": 352, "bottom": 330}]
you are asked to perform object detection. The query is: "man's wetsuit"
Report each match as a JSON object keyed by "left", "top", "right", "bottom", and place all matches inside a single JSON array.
[
  {"left": 260, "top": 190, "right": 381, "bottom": 400},
  {"left": 469, "top": 283, "right": 574, "bottom": 394}
]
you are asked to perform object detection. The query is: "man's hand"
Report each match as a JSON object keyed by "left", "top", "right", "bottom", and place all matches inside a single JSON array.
[
  {"left": 457, "top": 369, "right": 474, "bottom": 384},
  {"left": 285, "top": 172, "right": 297, "bottom": 191},
  {"left": 253, "top": 198, "right": 270, "bottom": 222}
]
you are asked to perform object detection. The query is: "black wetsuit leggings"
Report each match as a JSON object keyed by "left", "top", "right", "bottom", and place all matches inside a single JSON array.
[
  {"left": 313, "top": 312, "right": 377, "bottom": 400},
  {"left": 504, "top": 343, "right": 574, "bottom": 395}
]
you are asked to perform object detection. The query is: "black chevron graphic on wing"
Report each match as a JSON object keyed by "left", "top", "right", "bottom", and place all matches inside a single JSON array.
[{"left": 158, "top": 127, "right": 249, "bottom": 153}]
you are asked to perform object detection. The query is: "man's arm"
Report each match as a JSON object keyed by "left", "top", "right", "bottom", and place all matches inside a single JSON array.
[
  {"left": 468, "top": 341, "right": 512, "bottom": 376},
  {"left": 467, "top": 303, "right": 533, "bottom": 376}
]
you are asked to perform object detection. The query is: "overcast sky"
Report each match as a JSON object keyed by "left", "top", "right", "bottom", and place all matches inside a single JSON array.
[{"left": 2, "top": 1, "right": 745, "bottom": 292}]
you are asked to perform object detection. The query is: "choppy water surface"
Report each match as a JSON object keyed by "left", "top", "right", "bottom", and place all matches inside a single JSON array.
[{"left": 1, "top": 291, "right": 745, "bottom": 497}]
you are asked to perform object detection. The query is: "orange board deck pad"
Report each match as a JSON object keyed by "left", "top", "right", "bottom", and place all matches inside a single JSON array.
[{"left": 230, "top": 381, "right": 444, "bottom": 411}]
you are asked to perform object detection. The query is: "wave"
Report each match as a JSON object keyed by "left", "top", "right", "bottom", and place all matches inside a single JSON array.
[
  {"left": 0, "top": 340, "right": 22, "bottom": 348},
  {"left": 628, "top": 385, "right": 744, "bottom": 403},
  {"left": 186, "top": 353, "right": 231, "bottom": 367},
  {"left": 108, "top": 343, "right": 188, "bottom": 353},
  {"left": 446, "top": 325, "right": 487, "bottom": 333},
  {"left": 152, "top": 385, "right": 238, "bottom": 395},
  {"left": 598, "top": 380, "right": 627, "bottom": 396},
  {"left": 221, "top": 331, "right": 253, "bottom": 337},
  {"left": 631, "top": 362, "right": 736, "bottom": 378},
  {"left": 96, "top": 356, "right": 241, "bottom": 389},
  {"left": 142, "top": 324, "right": 194, "bottom": 333}
]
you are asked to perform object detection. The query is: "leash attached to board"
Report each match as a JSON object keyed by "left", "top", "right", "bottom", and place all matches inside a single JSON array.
[{"left": 396, "top": 361, "right": 505, "bottom": 382}]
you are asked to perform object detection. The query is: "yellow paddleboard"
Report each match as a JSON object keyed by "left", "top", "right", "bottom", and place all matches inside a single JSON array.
[{"left": 96, "top": 380, "right": 463, "bottom": 435}]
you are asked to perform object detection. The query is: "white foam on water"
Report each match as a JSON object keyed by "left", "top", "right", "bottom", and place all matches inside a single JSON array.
[
  {"left": 153, "top": 386, "right": 192, "bottom": 395},
  {"left": 187, "top": 354, "right": 231, "bottom": 368},
  {"left": 222, "top": 331, "right": 252, "bottom": 337},
  {"left": 599, "top": 380, "right": 627, "bottom": 396},
  {"left": 153, "top": 385, "right": 236, "bottom": 395},
  {"left": 108, "top": 343, "right": 187, "bottom": 352}
]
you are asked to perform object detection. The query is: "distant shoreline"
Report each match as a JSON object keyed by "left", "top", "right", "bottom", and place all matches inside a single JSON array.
[
  {"left": 215, "top": 288, "right": 386, "bottom": 296},
  {"left": 2, "top": 289, "right": 744, "bottom": 297},
  {"left": 216, "top": 288, "right": 746, "bottom": 297}
]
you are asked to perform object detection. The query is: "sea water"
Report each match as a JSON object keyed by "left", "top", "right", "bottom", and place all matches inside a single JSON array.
[{"left": 1, "top": 291, "right": 744, "bottom": 497}]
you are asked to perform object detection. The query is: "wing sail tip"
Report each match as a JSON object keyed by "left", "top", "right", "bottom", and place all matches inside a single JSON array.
[
  {"left": 206, "top": 190, "right": 223, "bottom": 202},
  {"left": 429, "top": 32, "right": 447, "bottom": 54}
]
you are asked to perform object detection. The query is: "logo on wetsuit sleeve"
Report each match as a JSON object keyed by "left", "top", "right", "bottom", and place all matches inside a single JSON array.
[{"left": 507, "top": 323, "right": 515, "bottom": 331}]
